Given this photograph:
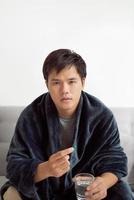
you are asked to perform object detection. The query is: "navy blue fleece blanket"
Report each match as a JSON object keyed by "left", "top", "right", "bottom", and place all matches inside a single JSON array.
[{"left": 0, "top": 92, "right": 127, "bottom": 199}]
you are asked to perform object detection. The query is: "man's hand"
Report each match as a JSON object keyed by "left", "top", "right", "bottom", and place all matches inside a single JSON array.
[
  {"left": 34, "top": 147, "right": 74, "bottom": 182},
  {"left": 47, "top": 147, "right": 74, "bottom": 177},
  {"left": 85, "top": 173, "right": 118, "bottom": 200},
  {"left": 85, "top": 176, "right": 107, "bottom": 200}
]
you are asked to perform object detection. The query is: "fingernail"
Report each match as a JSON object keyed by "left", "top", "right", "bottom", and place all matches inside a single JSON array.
[{"left": 71, "top": 147, "right": 74, "bottom": 151}]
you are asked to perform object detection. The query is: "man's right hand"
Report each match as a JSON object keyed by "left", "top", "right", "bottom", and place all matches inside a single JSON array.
[
  {"left": 34, "top": 147, "right": 74, "bottom": 182},
  {"left": 47, "top": 147, "right": 74, "bottom": 177}
]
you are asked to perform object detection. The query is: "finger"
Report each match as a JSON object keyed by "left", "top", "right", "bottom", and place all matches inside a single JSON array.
[
  {"left": 90, "top": 190, "right": 107, "bottom": 200},
  {"left": 53, "top": 147, "right": 74, "bottom": 160},
  {"left": 85, "top": 188, "right": 100, "bottom": 199},
  {"left": 55, "top": 156, "right": 70, "bottom": 167},
  {"left": 60, "top": 155, "right": 70, "bottom": 161},
  {"left": 60, "top": 160, "right": 71, "bottom": 169},
  {"left": 54, "top": 163, "right": 71, "bottom": 177},
  {"left": 50, "top": 155, "right": 70, "bottom": 166},
  {"left": 86, "top": 178, "right": 100, "bottom": 191},
  {"left": 48, "top": 155, "right": 71, "bottom": 174},
  {"left": 60, "top": 165, "right": 70, "bottom": 173}
]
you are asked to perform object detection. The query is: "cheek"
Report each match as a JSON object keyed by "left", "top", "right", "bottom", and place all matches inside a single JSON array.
[
  {"left": 74, "top": 84, "right": 83, "bottom": 92},
  {"left": 49, "top": 87, "right": 58, "bottom": 95},
  {"left": 73, "top": 89, "right": 82, "bottom": 100},
  {"left": 49, "top": 90, "right": 60, "bottom": 102}
]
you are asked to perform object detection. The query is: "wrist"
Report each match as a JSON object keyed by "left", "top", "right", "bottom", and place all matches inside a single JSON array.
[
  {"left": 100, "top": 172, "right": 118, "bottom": 189},
  {"left": 34, "top": 161, "right": 50, "bottom": 183}
]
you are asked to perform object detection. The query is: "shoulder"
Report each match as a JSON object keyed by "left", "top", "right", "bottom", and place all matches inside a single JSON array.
[
  {"left": 82, "top": 92, "right": 119, "bottom": 134},
  {"left": 17, "top": 92, "right": 48, "bottom": 123},
  {"left": 82, "top": 91, "right": 114, "bottom": 119}
]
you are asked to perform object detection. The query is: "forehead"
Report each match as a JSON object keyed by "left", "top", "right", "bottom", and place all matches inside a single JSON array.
[{"left": 48, "top": 65, "right": 81, "bottom": 80}]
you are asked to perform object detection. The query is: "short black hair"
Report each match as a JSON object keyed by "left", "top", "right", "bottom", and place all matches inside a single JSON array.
[{"left": 42, "top": 49, "right": 87, "bottom": 81}]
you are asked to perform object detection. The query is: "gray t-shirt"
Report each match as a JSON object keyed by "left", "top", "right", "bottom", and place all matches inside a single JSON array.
[{"left": 59, "top": 116, "right": 76, "bottom": 149}]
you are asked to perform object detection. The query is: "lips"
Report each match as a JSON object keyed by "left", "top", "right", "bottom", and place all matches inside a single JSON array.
[{"left": 61, "top": 97, "right": 72, "bottom": 101}]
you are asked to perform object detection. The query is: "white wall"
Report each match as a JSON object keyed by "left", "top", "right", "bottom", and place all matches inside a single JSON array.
[{"left": 0, "top": 0, "right": 134, "bottom": 107}]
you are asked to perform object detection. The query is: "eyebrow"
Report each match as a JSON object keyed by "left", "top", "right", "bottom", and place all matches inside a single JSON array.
[{"left": 51, "top": 78, "right": 78, "bottom": 82}]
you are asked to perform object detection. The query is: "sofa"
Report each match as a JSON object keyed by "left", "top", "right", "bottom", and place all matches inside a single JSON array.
[{"left": 0, "top": 106, "right": 134, "bottom": 198}]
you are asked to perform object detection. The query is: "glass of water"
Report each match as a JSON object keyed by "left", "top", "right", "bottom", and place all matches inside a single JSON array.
[{"left": 74, "top": 173, "right": 94, "bottom": 200}]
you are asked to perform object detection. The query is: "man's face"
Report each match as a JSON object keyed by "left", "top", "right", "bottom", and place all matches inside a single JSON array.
[{"left": 46, "top": 65, "right": 85, "bottom": 118}]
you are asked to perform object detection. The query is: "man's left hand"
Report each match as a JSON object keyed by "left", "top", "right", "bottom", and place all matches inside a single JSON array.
[{"left": 85, "top": 176, "right": 107, "bottom": 200}]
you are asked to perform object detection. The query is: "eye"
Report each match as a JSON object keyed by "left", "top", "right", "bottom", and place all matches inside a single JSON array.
[
  {"left": 53, "top": 81, "right": 60, "bottom": 85},
  {"left": 69, "top": 80, "right": 77, "bottom": 84}
]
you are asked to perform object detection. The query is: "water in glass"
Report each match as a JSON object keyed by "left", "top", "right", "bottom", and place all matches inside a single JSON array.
[{"left": 75, "top": 180, "right": 90, "bottom": 200}]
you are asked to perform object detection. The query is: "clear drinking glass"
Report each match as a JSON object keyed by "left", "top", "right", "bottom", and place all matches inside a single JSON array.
[{"left": 74, "top": 173, "right": 94, "bottom": 200}]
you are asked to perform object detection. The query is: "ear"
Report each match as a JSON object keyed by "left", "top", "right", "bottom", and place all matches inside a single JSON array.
[
  {"left": 45, "top": 80, "right": 48, "bottom": 88},
  {"left": 82, "top": 78, "right": 85, "bottom": 88}
]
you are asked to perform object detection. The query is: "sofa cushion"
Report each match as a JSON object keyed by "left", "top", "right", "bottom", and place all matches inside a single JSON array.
[
  {"left": 0, "top": 143, "right": 9, "bottom": 176},
  {"left": 0, "top": 107, "right": 22, "bottom": 143},
  {"left": 111, "top": 108, "right": 134, "bottom": 191},
  {"left": 0, "top": 176, "right": 8, "bottom": 190},
  {"left": 0, "top": 176, "right": 8, "bottom": 200}
]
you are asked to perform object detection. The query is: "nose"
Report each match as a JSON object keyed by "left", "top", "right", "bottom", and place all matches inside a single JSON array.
[{"left": 61, "top": 82, "right": 69, "bottom": 94}]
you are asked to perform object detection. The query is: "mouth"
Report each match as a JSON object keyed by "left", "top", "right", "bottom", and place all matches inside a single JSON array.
[{"left": 61, "top": 97, "right": 72, "bottom": 102}]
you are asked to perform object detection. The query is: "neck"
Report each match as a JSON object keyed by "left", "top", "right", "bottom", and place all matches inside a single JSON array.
[{"left": 58, "top": 110, "right": 75, "bottom": 119}]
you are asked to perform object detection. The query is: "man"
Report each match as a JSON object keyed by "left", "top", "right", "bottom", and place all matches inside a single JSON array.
[{"left": 1, "top": 49, "right": 133, "bottom": 199}]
